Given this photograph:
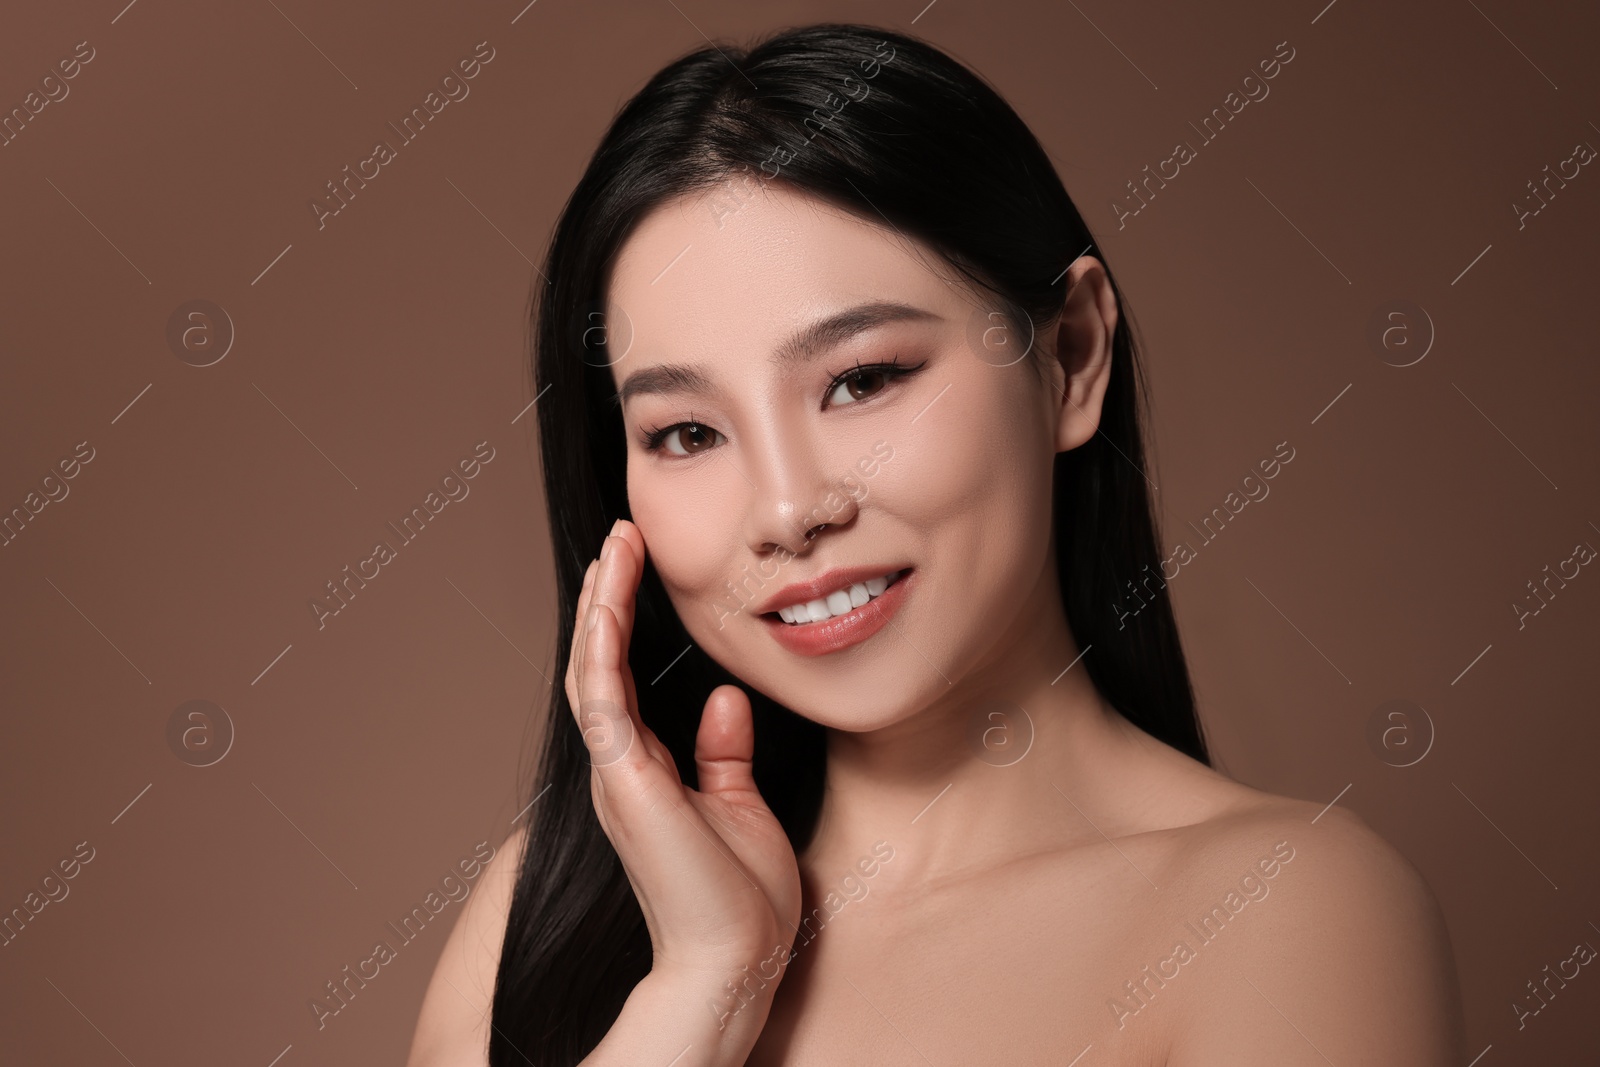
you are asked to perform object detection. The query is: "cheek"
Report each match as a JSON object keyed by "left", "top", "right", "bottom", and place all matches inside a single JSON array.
[
  {"left": 627, "top": 469, "right": 743, "bottom": 611},
  {"left": 884, "top": 373, "right": 1052, "bottom": 529}
]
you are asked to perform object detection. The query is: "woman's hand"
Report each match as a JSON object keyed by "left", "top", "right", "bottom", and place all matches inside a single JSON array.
[{"left": 566, "top": 518, "right": 802, "bottom": 989}]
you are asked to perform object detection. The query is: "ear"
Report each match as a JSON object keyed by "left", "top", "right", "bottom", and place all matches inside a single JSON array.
[{"left": 1045, "top": 256, "right": 1118, "bottom": 454}]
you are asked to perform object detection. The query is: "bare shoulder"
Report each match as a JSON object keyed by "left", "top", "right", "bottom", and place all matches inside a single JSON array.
[
  {"left": 1156, "top": 793, "right": 1467, "bottom": 1065},
  {"left": 404, "top": 824, "right": 529, "bottom": 1067}
]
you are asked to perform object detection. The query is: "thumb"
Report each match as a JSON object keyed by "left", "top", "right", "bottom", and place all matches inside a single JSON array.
[{"left": 694, "top": 684, "right": 759, "bottom": 797}]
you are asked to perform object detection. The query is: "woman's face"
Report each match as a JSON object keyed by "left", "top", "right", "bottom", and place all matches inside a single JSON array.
[{"left": 604, "top": 177, "right": 1101, "bottom": 732}]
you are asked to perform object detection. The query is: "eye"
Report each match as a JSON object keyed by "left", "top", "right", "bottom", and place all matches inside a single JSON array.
[
  {"left": 827, "top": 366, "right": 894, "bottom": 407},
  {"left": 649, "top": 422, "right": 724, "bottom": 457}
]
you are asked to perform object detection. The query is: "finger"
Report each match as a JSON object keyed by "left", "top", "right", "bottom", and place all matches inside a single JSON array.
[
  {"left": 581, "top": 538, "right": 623, "bottom": 701},
  {"left": 577, "top": 601, "right": 645, "bottom": 776},
  {"left": 569, "top": 557, "right": 598, "bottom": 692},
  {"left": 566, "top": 557, "right": 600, "bottom": 717},
  {"left": 594, "top": 533, "right": 641, "bottom": 667},
  {"left": 693, "top": 684, "right": 759, "bottom": 797},
  {"left": 613, "top": 518, "right": 648, "bottom": 616},
  {"left": 614, "top": 521, "right": 651, "bottom": 668}
]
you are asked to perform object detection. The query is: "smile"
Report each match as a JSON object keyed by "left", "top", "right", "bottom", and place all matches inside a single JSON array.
[
  {"left": 770, "top": 569, "right": 906, "bottom": 624},
  {"left": 759, "top": 568, "right": 915, "bottom": 657}
]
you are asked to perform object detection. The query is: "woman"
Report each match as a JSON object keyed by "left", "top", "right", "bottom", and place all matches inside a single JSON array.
[{"left": 407, "top": 22, "right": 1465, "bottom": 1067}]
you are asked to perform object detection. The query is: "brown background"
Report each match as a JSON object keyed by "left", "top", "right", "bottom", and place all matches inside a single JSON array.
[{"left": 2, "top": 0, "right": 1596, "bottom": 1063}]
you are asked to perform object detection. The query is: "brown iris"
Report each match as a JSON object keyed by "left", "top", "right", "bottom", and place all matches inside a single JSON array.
[
  {"left": 670, "top": 424, "right": 717, "bottom": 454},
  {"left": 839, "top": 368, "right": 890, "bottom": 402}
]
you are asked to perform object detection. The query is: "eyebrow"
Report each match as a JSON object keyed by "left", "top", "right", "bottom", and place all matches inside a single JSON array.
[{"left": 612, "top": 300, "right": 939, "bottom": 408}]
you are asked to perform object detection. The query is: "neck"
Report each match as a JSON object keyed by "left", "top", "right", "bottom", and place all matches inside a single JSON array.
[{"left": 797, "top": 550, "right": 1166, "bottom": 895}]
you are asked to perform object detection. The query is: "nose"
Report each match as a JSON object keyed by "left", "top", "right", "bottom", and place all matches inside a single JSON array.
[{"left": 741, "top": 429, "right": 861, "bottom": 558}]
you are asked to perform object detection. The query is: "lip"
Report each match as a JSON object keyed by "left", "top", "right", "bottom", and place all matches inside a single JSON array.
[
  {"left": 755, "top": 563, "right": 913, "bottom": 616},
  {"left": 760, "top": 568, "right": 914, "bottom": 657}
]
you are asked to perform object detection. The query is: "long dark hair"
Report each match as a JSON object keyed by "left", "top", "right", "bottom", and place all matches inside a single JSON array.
[{"left": 490, "top": 22, "right": 1211, "bottom": 1064}]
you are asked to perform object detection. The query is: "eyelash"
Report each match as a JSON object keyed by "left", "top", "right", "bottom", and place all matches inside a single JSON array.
[{"left": 638, "top": 356, "right": 925, "bottom": 456}]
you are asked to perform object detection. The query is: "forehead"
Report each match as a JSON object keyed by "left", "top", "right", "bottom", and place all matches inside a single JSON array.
[{"left": 603, "top": 180, "right": 957, "bottom": 388}]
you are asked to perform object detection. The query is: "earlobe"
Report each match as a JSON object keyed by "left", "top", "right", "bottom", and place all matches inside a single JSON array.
[{"left": 1051, "top": 259, "right": 1117, "bottom": 454}]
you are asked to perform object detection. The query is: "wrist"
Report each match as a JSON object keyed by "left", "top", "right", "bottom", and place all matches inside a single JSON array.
[
  {"left": 583, "top": 953, "right": 789, "bottom": 1067},
  {"left": 655, "top": 942, "right": 794, "bottom": 1039}
]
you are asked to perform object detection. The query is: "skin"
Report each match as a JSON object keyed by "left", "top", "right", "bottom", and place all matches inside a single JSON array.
[{"left": 406, "top": 179, "right": 1467, "bottom": 1065}]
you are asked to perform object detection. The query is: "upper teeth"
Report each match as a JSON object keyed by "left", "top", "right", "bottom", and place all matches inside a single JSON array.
[{"left": 776, "top": 570, "right": 902, "bottom": 625}]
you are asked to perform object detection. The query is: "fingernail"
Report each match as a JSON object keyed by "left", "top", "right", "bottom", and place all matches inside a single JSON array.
[
  {"left": 586, "top": 604, "right": 600, "bottom": 633},
  {"left": 609, "top": 519, "right": 623, "bottom": 537}
]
